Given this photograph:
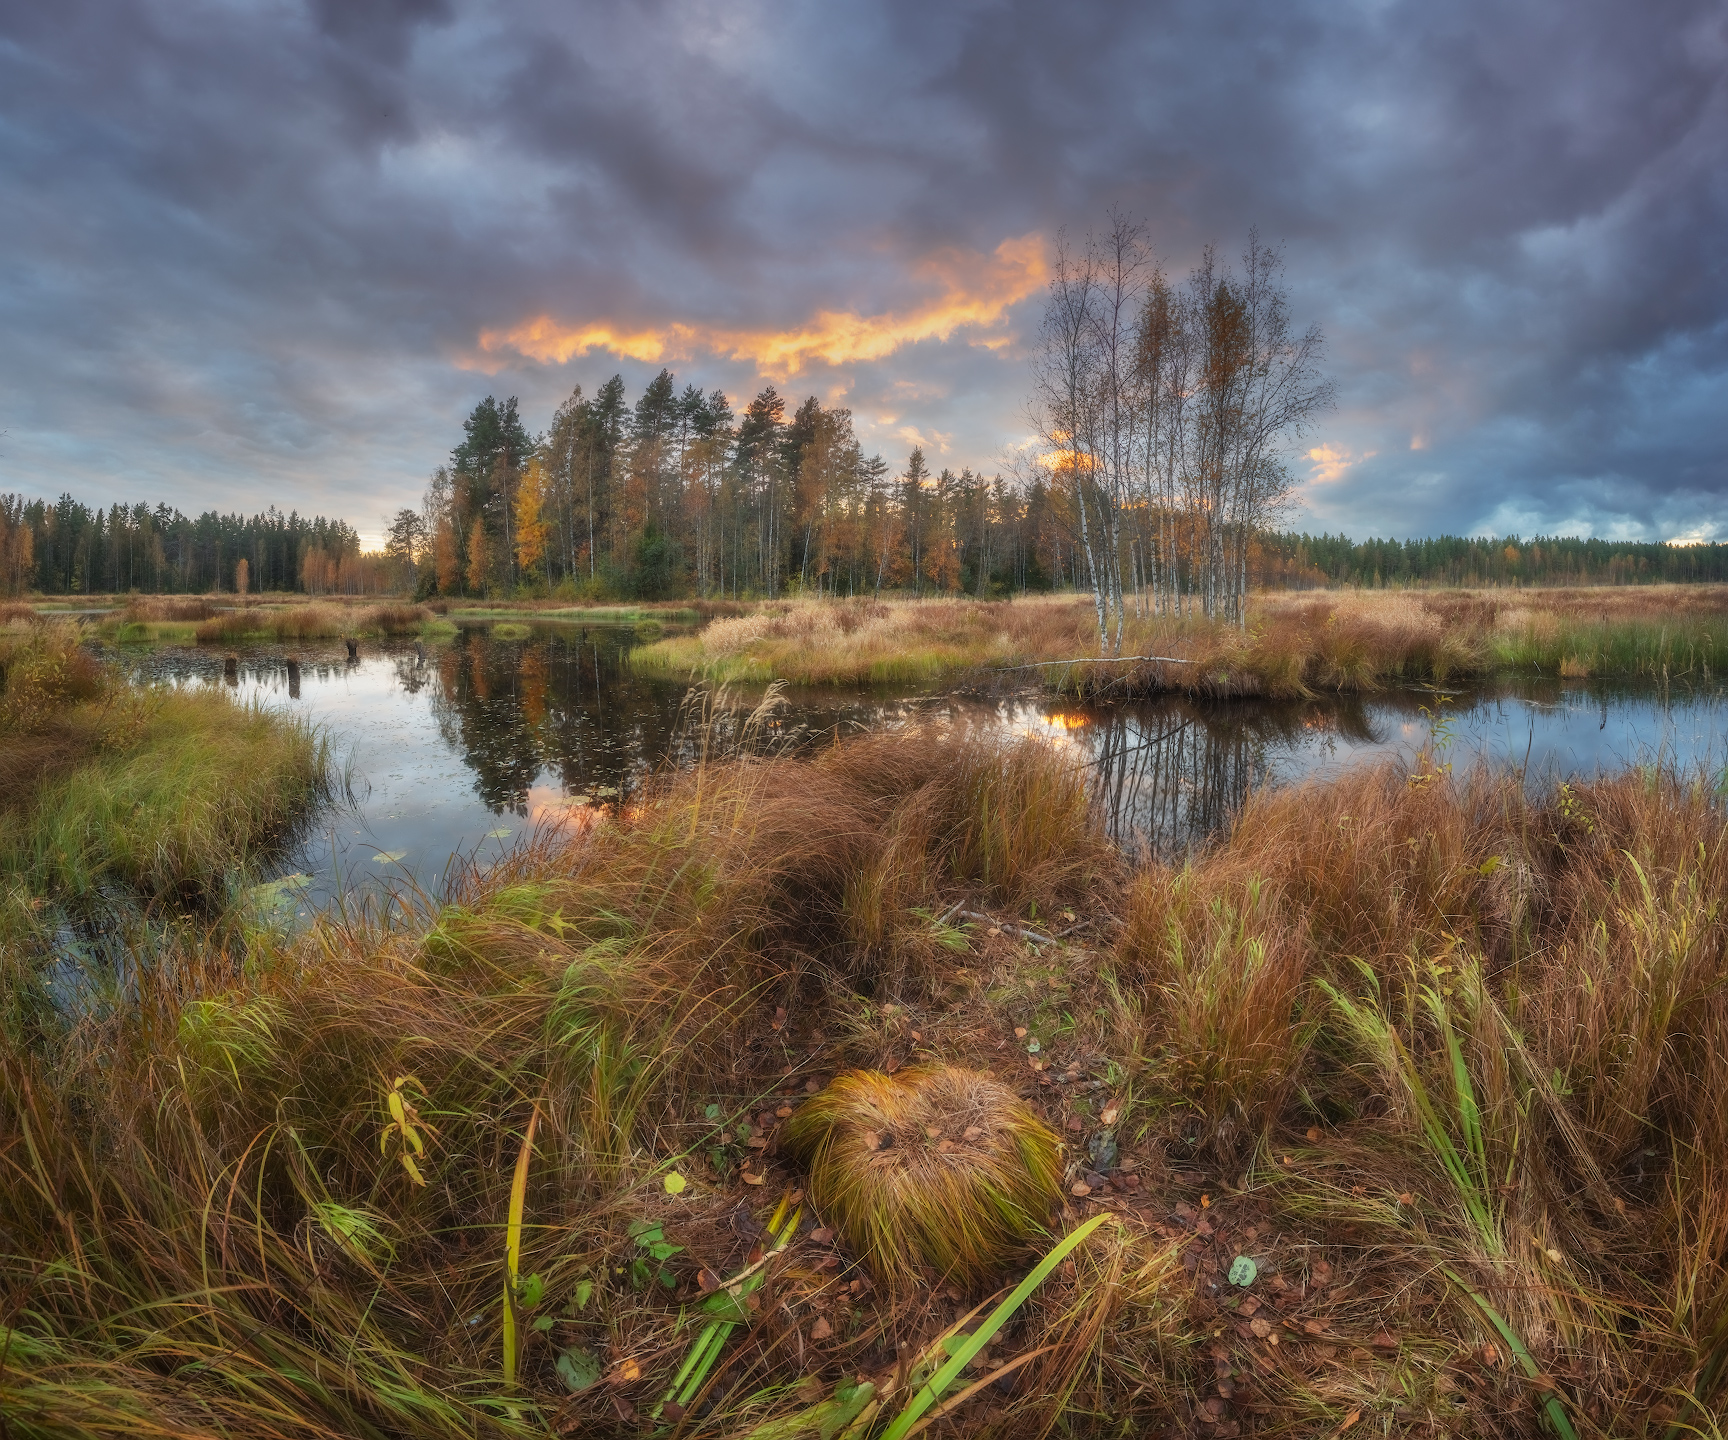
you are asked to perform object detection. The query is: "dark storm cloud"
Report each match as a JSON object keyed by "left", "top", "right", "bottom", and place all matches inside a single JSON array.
[{"left": 0, "top": 0, "right": 1722, "bottom": 540}]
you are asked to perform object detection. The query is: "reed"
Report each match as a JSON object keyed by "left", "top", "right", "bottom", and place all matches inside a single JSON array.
[{"left": 191, "top": 601, "right": 434, "bottom": 643}]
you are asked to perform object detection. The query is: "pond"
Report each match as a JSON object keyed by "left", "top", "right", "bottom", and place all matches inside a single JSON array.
[{"left": 128, "top": 621, "right": 1728, "bottom": 919}]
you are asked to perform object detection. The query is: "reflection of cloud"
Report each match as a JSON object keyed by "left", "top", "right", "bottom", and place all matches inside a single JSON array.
[
  {"left": 474, "top": 234, "right": 1047, "bottom": 379},
  {"left": 1307, "top": 443, "right": 1377, "bottom": 483}
]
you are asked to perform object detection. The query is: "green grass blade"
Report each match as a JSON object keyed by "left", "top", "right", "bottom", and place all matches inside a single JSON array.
[
  {"left": 879, "top": 1210, "right": 1113, "bottom": 1440},
  {"left": 1444, "top": 1269, "right": 1578, "bottom": 1440}
]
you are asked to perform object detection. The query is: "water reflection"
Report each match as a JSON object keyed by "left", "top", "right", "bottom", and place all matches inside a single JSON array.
[{"left": 124, "top": 626, "right": 1728, "bottom": 905}]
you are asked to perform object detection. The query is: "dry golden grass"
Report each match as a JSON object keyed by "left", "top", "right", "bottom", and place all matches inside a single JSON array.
[
  {"left": 783, "top": 1064, "right": 1063, "bottom": 1290},
  {"left": 634, "top": 586, "right": 1728, "bottom": 698}
]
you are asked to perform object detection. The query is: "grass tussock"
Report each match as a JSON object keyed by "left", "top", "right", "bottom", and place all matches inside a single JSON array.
[
  {"left": 635, "top": 586, "right": 1728, "bottom": 698},
  {"left": 9, "top": 720, "right": 1728, "bottom": 1434},
  {"left": 783, "top": 1064, "right": 1063, "bottom": 1290}
]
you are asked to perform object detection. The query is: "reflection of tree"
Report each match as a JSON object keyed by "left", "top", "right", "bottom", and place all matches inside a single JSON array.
[
  {"left": 426, "top": 628, "right": 692, "bottom": 813},
  {"left": 1082, "top": 697, "right": 1382, "bottom": 858}
]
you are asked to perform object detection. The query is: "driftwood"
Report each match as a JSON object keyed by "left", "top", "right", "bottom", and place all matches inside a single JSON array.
[
  {"left": 345, "top": 637, "right": 358, "bottom": 660},
  {"left": 938, "top": 903, "right": 1055, "bottom": 948},
  {"left": 992, "top": 654, "right": 1193, "bottom": 672}
]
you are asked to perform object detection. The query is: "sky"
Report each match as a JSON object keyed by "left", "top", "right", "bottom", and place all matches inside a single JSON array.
[{"left": 1, "top": 0, "right": 1724, "bottom": 547}]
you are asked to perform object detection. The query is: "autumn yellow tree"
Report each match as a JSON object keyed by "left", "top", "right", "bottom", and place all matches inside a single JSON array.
[
  {"left": 466, "top": 517, "right": 489, "bottom": 595},
  {"left": 515, "top": 456, "right": 550, "bottom": 580},
  {"left": 235, "top": 557, "right": 249, "bottom": 595}
]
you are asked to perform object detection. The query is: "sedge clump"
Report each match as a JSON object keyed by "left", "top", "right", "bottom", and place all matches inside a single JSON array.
[{"left": 783, "top": 1063, "right": 1062, "bottom": 1291}]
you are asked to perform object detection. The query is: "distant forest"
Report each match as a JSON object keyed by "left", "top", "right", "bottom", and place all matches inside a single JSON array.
[
  {"left": 4, "top": 374, "right": 1726, "bottom": 599},
  {"left": 0, "top": 493, "right": 367, "bottom": 598},
  {"left": 1258, "top": 532, "right": 1728, "bottom": 589}
]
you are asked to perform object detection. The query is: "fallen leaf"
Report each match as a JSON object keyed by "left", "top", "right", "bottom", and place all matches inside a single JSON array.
[
  {"left": 1249, "top": 1318, "right": 1273, "bottom": 1338},
  {"left": 663, "top": 1399, "right": 686, "bottom": 1422},
  {"left": 1397, "top": 1192, "right": 1414, "bottom": 1206},
  {"left": 775, "top": 1105, "right": 793, "bottom": 1118},
  {"left": 937, "top": 1139, "right": 954, "bottom": 1152},
  {"left": 1071, "top": 1181, "right": 1092, "bottom": 1196},
  {"left": 1013, "top": 1026, "right": 1028, "bottom": 1039},
  {"left": 795, "top": 1377, "right": 823, "bottom": 1403},
  {"left": 1371, "top": 1330, "right": 1398, "bottom": 1349},
  {"left": 1200, "top": 1194, "right": 1211, "bottom": 1209},
  {"left": 1238, "top": 1296, "right": 1261, "bottom": 1316},
  {"left": 805, "top": 1078, "right": 820, "bottom": 1093},
  {"left": 1339, "top": 1410, "right": 1361, "bottom": 1433},
  {"left": 1306, "top": 1126, "right": 1321, "bottom": 1142},
  {"left": 861, "top": 1130, "right": 881, "bottom": 1151},
  {"left": 698, "top": 1269, "right": 721, "bottom": 1293},
  {"left": 610, "top": 1394, "right": 635, "bottom": 1422},
  {"left": 910, "top": 1030, "right": 922, "bottom": 1042},
  {"left": 925, "top": 1126, "right": 942, "bottom": 1139},
  {"left": 810, "top": 1316, "right": 833, "bottom": 1341},
  {"left": 742, "top": 1171, "right": 765, "bottom": 1186},
  {"left": 1303, "top": 1319, "right": 1326, "bottom": 1335},
  {"left": 962, "top": 1125, "right": 983, "bottom": 1141},
  {"left": 811, "top": 1227, "right": 833, "bottom": 1244},
  {"left": 663, "top": 1173, "right": 687, "bottom": 1195},
  {"left": 1101, "top": 1105, "right": 1119, "bottom": 1125},
  {"left": 1545, "top": 1248, "right": 1563, "bottom": 1264},
  {"left": 1065, "top": 1115, "right": 1083, "bottom": 1132},
  {"left": 1481, "top": 1343, "right": 1500, "bottom": 1367},
  {"left": 611, "top": 1357, "right": 641, "bottom": 1383},
  {"left": 771, "top": 1006, "right": 786, "bottom": 1030}
]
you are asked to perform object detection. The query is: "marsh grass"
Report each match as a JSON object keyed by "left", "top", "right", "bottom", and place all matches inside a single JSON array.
[
  {"left": 8, "top": 717, "right": 1728, "bottom": 1434},
  {"left": 635, "top": 586, "right": 1728, "bottom": 699},
  {"left": 191, "top": 600, "right": 434, "bottom": 643}
]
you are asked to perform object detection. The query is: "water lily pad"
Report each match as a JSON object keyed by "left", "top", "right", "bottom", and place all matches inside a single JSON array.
[
  {"left": 485, "top": 828, "right": 513, "bottom": 838},
  {"left": 1228, "top": 1255, "right": 1259, "bottom": 1287},
  {"left": 371, "top": 850, "right": 406, "bottom": 864}
]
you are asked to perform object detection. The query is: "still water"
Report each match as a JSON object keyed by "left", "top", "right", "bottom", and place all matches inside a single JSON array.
[{"left": 131, "top": 622, "right": 1728, "bottom": 914}]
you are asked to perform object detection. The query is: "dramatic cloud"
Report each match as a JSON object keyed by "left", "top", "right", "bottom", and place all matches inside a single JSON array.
[{"left": 0, "top": 0, "right": 1723, "bottom": 542}]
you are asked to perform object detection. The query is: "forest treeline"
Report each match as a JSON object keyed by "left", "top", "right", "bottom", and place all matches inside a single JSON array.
[
  {"left": 1258, "top": 531, "right": 1728, "bottom": 588},
  {"left": 6, "top": 383, "right": 1728, "bottom": 600},
  {"left": 0, "top": 492, "right": 370, "bottom": 598},
  {"left": 405, "top": 378, "right": 1078, "bottom": 603}
]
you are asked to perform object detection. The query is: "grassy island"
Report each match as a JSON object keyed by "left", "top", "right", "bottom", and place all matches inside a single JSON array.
[
  {"left": 4, "top": 717, "right": 1728, "bottom": 1434},
  {"left": 1, "top": 620, "right": 329, "bottom": 954},
  {"left": 632, "top": 586, "right": 1728, "bottom": 696}
]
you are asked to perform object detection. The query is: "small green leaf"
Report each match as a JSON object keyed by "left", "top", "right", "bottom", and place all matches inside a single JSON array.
[
  {"left": 658, "top": 1266, "right": 677, "bottom": 1288},
  {"left": 556, "top": 1347, "right": 602, "bottom": 1392},
  {"left": 647, "top": 1241, "right": 683, "bottom": 1261},
  {"left": 1479, "top": 855, "right": 1504, "bottom": 877},
  {"left": 700, "top": 1291, "right": 751, "bottom": 1323},
  {"left": 1228, "top": 1255, "right": 1258, "bottom": 1287},
  {"left": 1026, "top": 1038, "right": 1041, "bottom": 1054},
  {"left": 572, "top": 1279, "right": 594, "bottom": 1312},
  {"left": 664, "top": 1172, "right": 688, "bottom": 1195},
  {"left": 627, "top": 1220, "right": 661, "bottom": 1241},
  {"left": 704, "top": 1103, "right": 722, "bottom": 1121},
  {"left": 532, "top": 1315, "right": 556, "bottom": 1333},
  {"left": 518, "top": 1273, "right": 545, "bottom": 1307}
]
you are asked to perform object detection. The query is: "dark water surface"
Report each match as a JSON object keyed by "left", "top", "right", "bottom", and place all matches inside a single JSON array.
[{"left": 128, "top": 621, "right": 1728, "bottom": 915}]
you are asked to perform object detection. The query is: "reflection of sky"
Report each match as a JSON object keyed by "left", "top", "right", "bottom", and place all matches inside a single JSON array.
[{"left": 124, "top": 632, "right": 1728, "bottom": 904}]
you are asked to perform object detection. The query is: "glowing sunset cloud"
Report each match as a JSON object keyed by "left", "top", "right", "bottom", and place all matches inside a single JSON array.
[
  {"left": 1307, "top": 443, "right": 1375, "bottom": 483},
  {"left": 475, "top": 234, "right": 1047, "bottom": 378}
]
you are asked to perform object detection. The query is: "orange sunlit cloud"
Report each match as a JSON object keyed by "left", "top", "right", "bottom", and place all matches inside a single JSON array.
[
  {"left": 1307, "top": 443, "right": 1376, "bottom": 483},
  {"left": 473, "top": 234, "right": 1048, "bottom": 378}
]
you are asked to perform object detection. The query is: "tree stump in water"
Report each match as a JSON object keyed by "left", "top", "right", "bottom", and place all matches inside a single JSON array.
[
  {"left": 345, "top": 637, "right": 358, "bottom": 661},
  {"left": 223, "top": 653, "right": 239, "bottom": 685},
  {"left": 285, "top": 656, "right": 301, "bottom": 698}
]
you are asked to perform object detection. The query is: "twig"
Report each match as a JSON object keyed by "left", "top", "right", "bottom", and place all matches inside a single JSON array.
[{"left": 954, "top": 910, "right": 1054, "bottom": 947}]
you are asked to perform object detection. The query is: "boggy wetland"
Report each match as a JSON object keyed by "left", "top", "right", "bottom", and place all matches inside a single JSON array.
[{"left": 9, "top": 591, "right": 1728, "bottom": 1438}]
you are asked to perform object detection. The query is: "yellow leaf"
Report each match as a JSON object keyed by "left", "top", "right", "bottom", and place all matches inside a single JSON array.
[
  {"left": 664, "top": 1172, "right": 688, "bottom": 1195},
  {"left": 401, "top": 1152, "right": 426, "bottom": 1186},
  {"left": 388, "top": 1091, "right": 407, "bottom": 1126}
]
